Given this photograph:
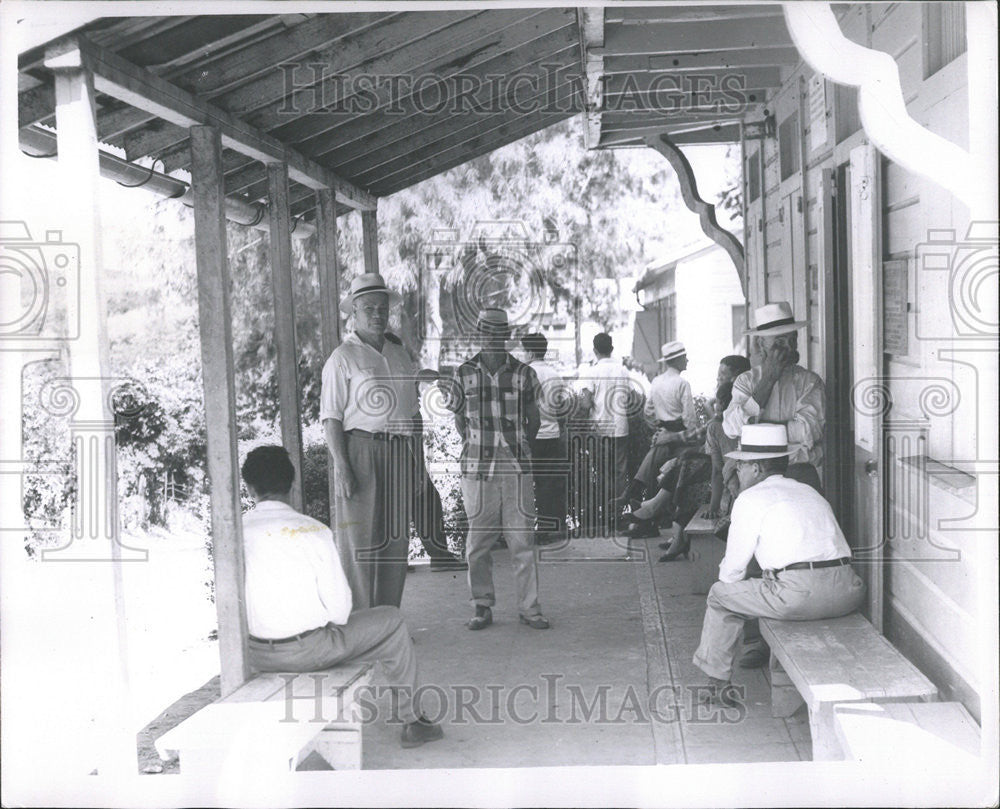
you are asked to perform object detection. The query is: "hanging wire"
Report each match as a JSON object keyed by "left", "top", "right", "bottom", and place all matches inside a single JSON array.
[{"left": 116, "top": 158, "right": 163, "bottom": 188}]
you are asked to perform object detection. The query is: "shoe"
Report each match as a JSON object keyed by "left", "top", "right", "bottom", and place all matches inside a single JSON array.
[
  {"left": 400, "top": 715, "right": 445, "bottom": 748},
  {"left": 657, "top": 533, "right": 690, "bottom": 562},
  {"left": 467, "top": 606, "right": 492, "bottom": 630},
  {"left": 519, "top": 613, "right": 550, "bottom": 630},
  {"left": 739, "top": 647, "right": 768, "bottom": 669},
  {"left": 628, "top": 522, "right": 660, "bottom": 540},
  {"left": 430, "top": 556, "right": 468, "bottom": 572},
  {"left": 696, "top": 677, "right": 740, "bottom": 708}
]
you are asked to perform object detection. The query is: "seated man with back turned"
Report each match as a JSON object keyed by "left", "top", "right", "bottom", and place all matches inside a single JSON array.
[
  {"left": 240, "top": 445, "right": 444, "bottom": 748},
  {"left": 692, "top": 424, "right": 865, "bottom": 705}
]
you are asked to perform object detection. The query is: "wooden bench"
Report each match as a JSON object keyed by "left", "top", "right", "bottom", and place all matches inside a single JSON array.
[
  {"left": 833, "top": 701, "right": 980, "bottom": 766},
  {"left": 681, "top": 505, "right": 726, "bottom": 594},
  {"left": 759, "top": 613, "right": 938, "bottom": 760},
  {"left": 156, "top": 662, "right": 375, "bottom": 779}
]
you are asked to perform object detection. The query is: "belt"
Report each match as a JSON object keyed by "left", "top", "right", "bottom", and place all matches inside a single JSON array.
[
  {"left": 774, "top": 557, "right": 851, "bottom": 573},
  {"left": 345, "top": 429, "right": 410, "bottom": 441},
  {"left": 248, "top": 626, "right": 324, "bottom": 645}
]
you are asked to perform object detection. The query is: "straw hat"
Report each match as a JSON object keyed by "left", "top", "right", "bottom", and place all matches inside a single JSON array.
[
  {"left": 744, "top": 302, "right": 808, "bottom": 336},
  {"left": 658, "top": 340, "right": 687, "bottom": 362},
  {"left": 339, "top": 273, "right": 402, "bottom": 315},
  {"left": 725, "top": 423, "right": 795, "bottom": 460}
]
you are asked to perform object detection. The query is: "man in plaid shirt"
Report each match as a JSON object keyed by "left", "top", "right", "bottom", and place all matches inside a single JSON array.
[{"left": 440, "top": 308, "right": 549, "bottom": 631}]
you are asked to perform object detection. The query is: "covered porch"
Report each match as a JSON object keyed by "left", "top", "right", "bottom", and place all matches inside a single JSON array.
[{"left": 2, "top": 3, "right": 997, "bottom": 806}]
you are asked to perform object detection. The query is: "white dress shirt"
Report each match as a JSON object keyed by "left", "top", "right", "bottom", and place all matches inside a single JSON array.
[
  {"left": 242, "top": 500, "right": 352, "bottom": 637},
  {"left": 645, "top": 366, "right": 696, "bottom": 428},
  {"left": 723, "top": 364, "right": 825, "bottom": 467},
  {"left": 529, "top": 358, "right": 565, "bottom": 440},
  {"left": 578, "top": 357, "right": 631, "bottom": 437},
  {"left": 320, "top": 331, "right": 418, "bottom": 433},
  {"left": 719, "top": 475, "right": 852, "bottom": 583}
]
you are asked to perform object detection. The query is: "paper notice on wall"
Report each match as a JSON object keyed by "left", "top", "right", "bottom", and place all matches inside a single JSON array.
[{"left": 808, "top": 75, "right": 828, "bottom": 152}]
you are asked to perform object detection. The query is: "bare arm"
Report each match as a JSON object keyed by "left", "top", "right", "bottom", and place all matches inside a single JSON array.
[{"left": 324, "top": 418, "right": 357, "bottom": 499}]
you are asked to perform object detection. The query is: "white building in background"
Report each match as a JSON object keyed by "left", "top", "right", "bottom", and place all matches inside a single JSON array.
[{"left": 633, "top": 237, "right": 746, "bottom": 398}]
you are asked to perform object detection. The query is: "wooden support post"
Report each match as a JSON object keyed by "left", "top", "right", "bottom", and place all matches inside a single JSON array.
[
  {"left": 267, "top": 162, "right": 304, "bottom": 512},
  {"left": 361, "top": 208, "right": 379, "bottom": 274},
  {"left": 315, "top": 188, "right": 341, "bottom": 526},
  {"left": 190, "top": 125, "right": 250, "bottom": 696}
]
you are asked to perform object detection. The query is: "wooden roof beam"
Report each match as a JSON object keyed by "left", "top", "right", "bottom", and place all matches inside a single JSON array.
[
  {"left": 43, "top": 34, "right": 375, "bottom": 210},
  {"left": 89, "top": 13, "right": 390, "bottom": 142},
  {"left": 605, "top": 47, "right": 800, "bottom": 74},
  {"left": 578, "top": 7, "right": 604, "bottom": 150},
  {"left": 599, "top": 123, "right": 741, "bottom": 148},
  {"left": 603, "top": 67, "right": 781, "bottom": 95},
  {"left": 607, "top": 7, "right": 784, "bottom": 24},
  {"left": 603, "top": 18, "right": 793, "bottom": 57}
]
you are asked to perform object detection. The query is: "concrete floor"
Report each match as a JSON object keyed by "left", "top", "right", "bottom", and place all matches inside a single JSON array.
[{"left": 362, "top": 529, "right": 812, "bottom": 769}]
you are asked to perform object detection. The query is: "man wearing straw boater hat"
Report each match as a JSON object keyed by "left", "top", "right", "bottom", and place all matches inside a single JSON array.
[
  {"left": 440, "top": 308, "right": 549, "bottom": 630},
  {"left": 320, "top": 273, "right": 420, "bottom": 611},
  {"left": 691, "top": 423, "right": 865, "bottom": 705},
  {"left": 723, "top": 301, "right": 825, "bottom": 471}
]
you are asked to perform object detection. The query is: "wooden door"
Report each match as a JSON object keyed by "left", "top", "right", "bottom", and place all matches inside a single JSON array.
[{"left": 848, "top": 142, "right": 886, "bottom": 630}]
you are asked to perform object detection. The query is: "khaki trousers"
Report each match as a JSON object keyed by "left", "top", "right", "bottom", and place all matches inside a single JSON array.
[
  {"left": 693, "top": 565, "right": 865, "bottom": 681},
  {"left": 461, "top": 446, "right": 541, "bottom": 617},
  {"left": 248, "top": 605, "right": 421, "bottom": 723},
  {"left": 334, "top": 432, "right": 414, "bottom": 611}
]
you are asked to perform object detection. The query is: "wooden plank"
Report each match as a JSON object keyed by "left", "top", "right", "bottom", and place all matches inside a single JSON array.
[
  {"left": 267, "top": 162, "right": 305, "bottom": 513},
  {"left": 363, "top": 91, "right": 578, "bottom": 193},
  {"left": 834, "top": 701, "right": 981, "bottom": 763},
  {"left": 599, "top": 124, "right": 743, "bottom": 147},
  {"left": 607, "top": 6, "right": 784, "bottom": 24},
  {"left": 606, "top": 47, "right": 800, "bottom": 74},
  {"left": 316, "top": 187, "right": 341, "bottom": 528},
  {"left": 92, "top": 14, "right": 390, "bottom": 142},
  {"left": 603, "top": 18, "right": 794, "bottom": 57},
  {"left": 124, "top": 10, "right": 482, "bottom": 163},
  {"left": 361, "top": 209, "right": 379, "bottom": 275},
  {"left": 579, "top": 6, "right": 604, "bottom": 150},
  {"left": 603, "top": 67, "right": 782, "bottom": 96},
  {"left": 233, "top": 42, "right": 583, "bottom": 197},
  {"left": 280, "top": 17, "right": 579, "bottom": 167},
  {"left": 189, "top": 125, "right": 251, "bottom": 696},
  {"left": 349, "top": 73, "right": 581, "bottom": 188},
  {"left": 45, "top": 35, "right": 375, "bottom": 210},
  {"left": 370, "top": 108, "right": 576, "bottom": 196},
  {"left": 760, "top": 613, "right": 939, "bottom": 708}
]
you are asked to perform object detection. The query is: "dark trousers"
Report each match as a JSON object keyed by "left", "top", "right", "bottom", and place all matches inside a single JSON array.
[{"left": 531, "top": 435, "right": 567, "bottom": 534}]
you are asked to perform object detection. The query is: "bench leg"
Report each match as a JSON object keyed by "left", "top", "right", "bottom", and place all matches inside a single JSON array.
[
  {"left": 306, "top": 725, "right": 363, "bottom": 770},
  {"left": 768, "top": 653, "right": 805, "bottom": 718},
  {"left": 809, "top": 704, "right": 845, "bottom": 761}
]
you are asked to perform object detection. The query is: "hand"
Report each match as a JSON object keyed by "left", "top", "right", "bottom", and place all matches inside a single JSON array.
[
  {"left": 762, "top": 342, "right": 793, "bottom": 378},
  {"left": 334, "top": 460, "right": 358, "bottom": 499},
  {"left": 705, "top": 506, "right": 721, "bottom": 519}
]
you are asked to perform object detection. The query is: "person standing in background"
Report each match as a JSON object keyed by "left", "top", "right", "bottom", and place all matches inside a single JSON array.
[{"left": 521, "top": 332, "right": 569, "bottom": 545}]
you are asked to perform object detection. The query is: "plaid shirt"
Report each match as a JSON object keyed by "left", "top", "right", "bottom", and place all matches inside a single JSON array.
[{"left": 442, "top": 352, "right": 539, "bottom": 476}]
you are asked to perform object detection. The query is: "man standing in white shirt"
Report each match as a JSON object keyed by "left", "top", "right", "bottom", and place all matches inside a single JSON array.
[
  {"left": 321, "top": 274, "right": 420, "bottom": 611},
  {"left": 577, "top": 333, "right": 635, "bottom": 526},
  {"left": 241, "top": 445, "right": 444, "bottom": 748},
  {"left": 692, "top": 424, "right": 865, "bottom": 704},
  {"left": 521, "top": 332, "right": 569, "bottom": 544}
]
